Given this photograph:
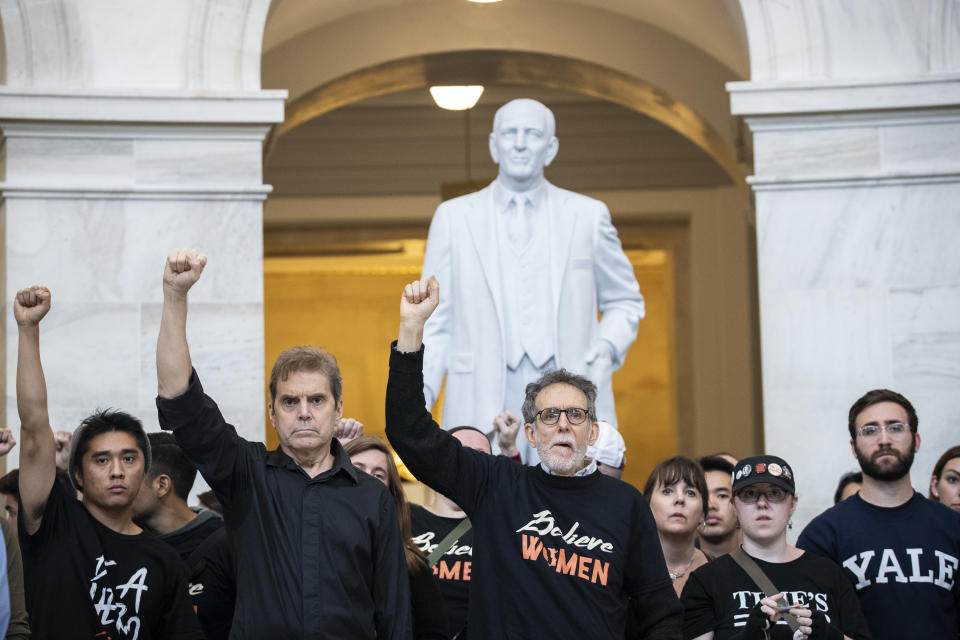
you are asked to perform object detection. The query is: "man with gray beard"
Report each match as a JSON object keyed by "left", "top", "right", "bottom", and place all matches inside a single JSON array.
[{"left": 386, "top": 276, "right": 682, "bottom": 639}]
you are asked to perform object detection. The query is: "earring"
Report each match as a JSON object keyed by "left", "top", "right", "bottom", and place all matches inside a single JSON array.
[
  {"left": 933, "top": 491, "right": 940, "bottom": 498},
  {"left": 788, "top": 518, "right": 793, "bottom": 530}
]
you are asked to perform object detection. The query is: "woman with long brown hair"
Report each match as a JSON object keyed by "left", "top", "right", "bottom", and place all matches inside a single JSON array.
[{"left": 344, "top": 435, "right": 450, "bottom": 639}]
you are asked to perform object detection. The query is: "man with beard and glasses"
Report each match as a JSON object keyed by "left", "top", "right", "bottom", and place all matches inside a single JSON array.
[
  {"left": 798, "top": 389, "right": 960, "bottom": 640},
  {"left": 386, "top": 277, "right": 682, "bottom": 640}
]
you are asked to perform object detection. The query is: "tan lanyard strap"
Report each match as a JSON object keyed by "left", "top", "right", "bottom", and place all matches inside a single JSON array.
[
  {"left": 730, "top": 548, "right": 801, "bottom": 633},
  {"left": 428, "top": 517, "right": 473, "bottom": 567}
]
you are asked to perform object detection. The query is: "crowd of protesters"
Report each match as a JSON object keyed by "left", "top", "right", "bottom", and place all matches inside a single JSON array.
[{"left": 0, "top": 253, "right": 956, "bottom": 640}]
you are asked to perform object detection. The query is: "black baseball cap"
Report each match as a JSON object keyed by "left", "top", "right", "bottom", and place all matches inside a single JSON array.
[{"left": 731, "top": 455, "right": 795, "bottom": 494}]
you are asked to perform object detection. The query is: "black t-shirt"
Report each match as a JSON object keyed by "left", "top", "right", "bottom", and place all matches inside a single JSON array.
[
  {"left": 19, "top": 481, "right": 203, "bottom": 640},
  {"left": 386, "top": 346, "right": 683, "bottom": 639},
  {"left": 160, "top": 508, "right": 222, "bottom": 559},
  {"left": 410, "top": 504, "right": 472, "bottom": 635},
  {"left": 159, "top": 510, "right": 235, "bottom": 640},
  {"left": 680, "top": 551, "right": 871, "bottom": 640}
]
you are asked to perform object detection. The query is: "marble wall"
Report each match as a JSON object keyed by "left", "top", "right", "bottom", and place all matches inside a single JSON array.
[
  {"left": 731, "top": 71, "right": 960, "bottom": 531},
  {"left": 0, "top": 0, "right": 284, "bottom": 502}
]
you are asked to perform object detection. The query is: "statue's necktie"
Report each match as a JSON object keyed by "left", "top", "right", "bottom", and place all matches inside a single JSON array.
[{"left": 508, "top": 196, "right": 531, "bottom": 249}]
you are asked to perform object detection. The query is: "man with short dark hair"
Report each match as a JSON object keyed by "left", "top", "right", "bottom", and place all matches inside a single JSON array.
[
  {"left": 387, "top": 277, "right": 682, "bottom": 639},
  {"left": 15, "top": 285, "right": 202, "bottom": 640},
  {"left": 155, "top": 249, "right": 410, "bottom": 639},
  {"left": 132, "top": 432, "right": 235, "bottom": 640},
  {"left": 798, "top": 388, "right": 960, "bottom": 640},
  {"left": 697, "top": 455, "right": 739, "bottom": 558}
]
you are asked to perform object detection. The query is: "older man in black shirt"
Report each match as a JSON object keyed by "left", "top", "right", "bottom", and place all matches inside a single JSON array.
[
  {"left": 388, "top": 277, "right": 682, "bottom": 639},
  {"left": 155, "top": 248, "right": 411, "bottom": 639}
]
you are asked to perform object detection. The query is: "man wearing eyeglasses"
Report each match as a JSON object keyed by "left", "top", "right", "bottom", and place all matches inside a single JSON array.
[
  {"left": 386, "top": 277, "right": 682, "bottom": 640},
  {"left": 797, "top": 389, "right": 960, "bottom": 640}
]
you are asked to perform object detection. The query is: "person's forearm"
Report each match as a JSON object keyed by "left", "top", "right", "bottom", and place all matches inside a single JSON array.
[
  {"left": 386, "top": 346, "right": 468, "bottom": 503},
  {"left": 17, "top": 325, "right": 49, "bottom": 433},
  {"left": 397, "top": 319, "right": 424, "bottom": 353},
  {"left": 16, "top": 320, "right": 56, "bottom": 534},
  {"left": 157, "top": 289, "right": 192, "bottom": 398}
]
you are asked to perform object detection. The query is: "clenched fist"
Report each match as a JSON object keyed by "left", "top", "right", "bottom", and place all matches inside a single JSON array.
[
  {"left": 334, "top": 418, "right": 364, "bottom": 445},
  {"left": 163, "top": 248, "right": 207, "bottom": 296},
  {"left": 493, "top": 411, "right": 522, "bottom": 458},
  {"left": 14, "top": 286, "right": 51, "bottom": 327},
  {"left": 399, "top": 276, "right": 439, "bottom": 328},
  {"left": 54, "top": 429, "right": 73, "bottom": 471},
  {"left": 0, "top": 429, "right": 17, "bottom": 457}
]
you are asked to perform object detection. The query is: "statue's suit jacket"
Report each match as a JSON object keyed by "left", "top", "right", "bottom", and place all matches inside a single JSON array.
[{"left": 421, "top": 180, "right": 644, "bottom": 431}]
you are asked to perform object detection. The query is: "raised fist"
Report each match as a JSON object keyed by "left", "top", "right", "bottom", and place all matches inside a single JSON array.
[
  {"left": 334, "top": 418, "right": 364, "bottom": 445},
  {"left": 399, "top": 276, "right": 439, "bottom": 328},
  {"left": 0, "top": 429, "right": 17, "bottom": 457},
  {"left": 493, "top": 411, "right": 522, "bottom": 458},
  {"left": 163, "top": 248, "right": 207, "bottom": 296},
  {"left": 54, "top": 429, "right": 73, "bottom": 471},
  {"left": 14, "top": 286, "right": 51, "bottom": 327}
]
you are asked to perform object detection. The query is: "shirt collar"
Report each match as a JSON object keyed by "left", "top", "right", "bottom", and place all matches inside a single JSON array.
[
  {"left": 492, "top": 177, "right": 547, "bottom": 214},
  {"left": 265, "top": 438, "right": 359, "bottom": 484},
  {"left": 539, "top": 458, "right": 598, "bottom": 477}
]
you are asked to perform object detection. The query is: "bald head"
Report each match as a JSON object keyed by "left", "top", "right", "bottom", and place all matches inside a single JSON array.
[
  {"left": 489, "top": 99, "right": 559, "bottom": 192},
  {"left": 492, "top": 99, "right": 556, "bottom": 139},
  {"left": 450, "top": 427, "right": 492, "bottom": 454}
]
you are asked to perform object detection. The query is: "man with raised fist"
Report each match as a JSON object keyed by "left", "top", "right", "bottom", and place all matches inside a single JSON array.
[
  {"left": 386, "top": 277, "right": 682, "bottom": 640},
  {"left": 155, "top": 249, "right": 410, "bottom": 639},
  {"left": 15, "top": 285, "right": 202, "bottom": 640}
]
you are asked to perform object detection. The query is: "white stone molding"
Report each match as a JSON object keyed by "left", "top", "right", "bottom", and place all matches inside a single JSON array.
[
  {"left": 737, "top": 0, "right": 960, "bottom": 82},
  {"left": 729, "top": 76, "right": 960, "bottom": 187},
  {"left": 0, "top": 0, "right": 82, "bottom": 88},
  {"left": 0, "top": 0, "right": 272, "bottom": 91},
  {"left": 0, "top": 89, "right": 287, "bottom": 123},
  {"left": 186, "top": 0, "right": 273, "bottom": 90}
]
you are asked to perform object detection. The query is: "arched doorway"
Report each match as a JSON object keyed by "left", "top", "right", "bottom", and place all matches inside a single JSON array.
[{"left": 259, "top": 1, "right": 760, "bottom": 489}]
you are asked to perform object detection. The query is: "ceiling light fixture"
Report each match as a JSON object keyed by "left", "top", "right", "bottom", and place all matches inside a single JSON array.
[{"left": 429, "top": 85, "right": 485, "bottom": 111}]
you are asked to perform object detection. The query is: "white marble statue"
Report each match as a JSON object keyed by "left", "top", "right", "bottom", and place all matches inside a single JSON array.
[{"left": 420, "top": 98, "right": 644, "bottom": 462}]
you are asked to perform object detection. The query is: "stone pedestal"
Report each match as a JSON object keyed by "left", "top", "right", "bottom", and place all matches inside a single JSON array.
[
  {"left": 0, "top": 90, "right": 284, "bottom": 484},
  {"left": 729, "top": 75, "right": 960, "bottom": 528}
]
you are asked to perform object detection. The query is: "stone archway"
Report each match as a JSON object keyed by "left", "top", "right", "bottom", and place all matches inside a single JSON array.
[{"left": 267, "top": 50, "right": 745, "bottom": 185}]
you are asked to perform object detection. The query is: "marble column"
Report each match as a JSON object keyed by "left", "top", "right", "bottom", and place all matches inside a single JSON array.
[
  {"left": 728, "top": 74, "right": 960, "bottom": 528},
  {"left": 0, "top": 0, "right": 284, "bottom": 484}
]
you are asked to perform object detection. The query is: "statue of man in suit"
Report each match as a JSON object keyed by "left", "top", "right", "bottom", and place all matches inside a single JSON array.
[{"left": 420, "top": 98, "right": 644, "bottom": 462}]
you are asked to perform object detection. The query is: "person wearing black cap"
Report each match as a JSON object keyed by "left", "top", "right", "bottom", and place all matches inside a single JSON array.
[
  {"left": 680, "top": 455, "right": 870, "bottom": 640},
  {"left": 14, "top": 285, "right": 203, "bottom": 640}
]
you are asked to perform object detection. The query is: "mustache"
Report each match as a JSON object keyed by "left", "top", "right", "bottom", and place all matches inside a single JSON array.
[{"left": 872, "top": 446, "right": 902, "bottom": 461}]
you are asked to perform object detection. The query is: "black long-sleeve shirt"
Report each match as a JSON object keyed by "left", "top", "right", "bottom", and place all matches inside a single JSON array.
[
  {"left": 385, "top": 344, "right": 683, "bottom": 639},
  {"left": 157, "top": 370, "right": 412, "bottom": 640}
]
